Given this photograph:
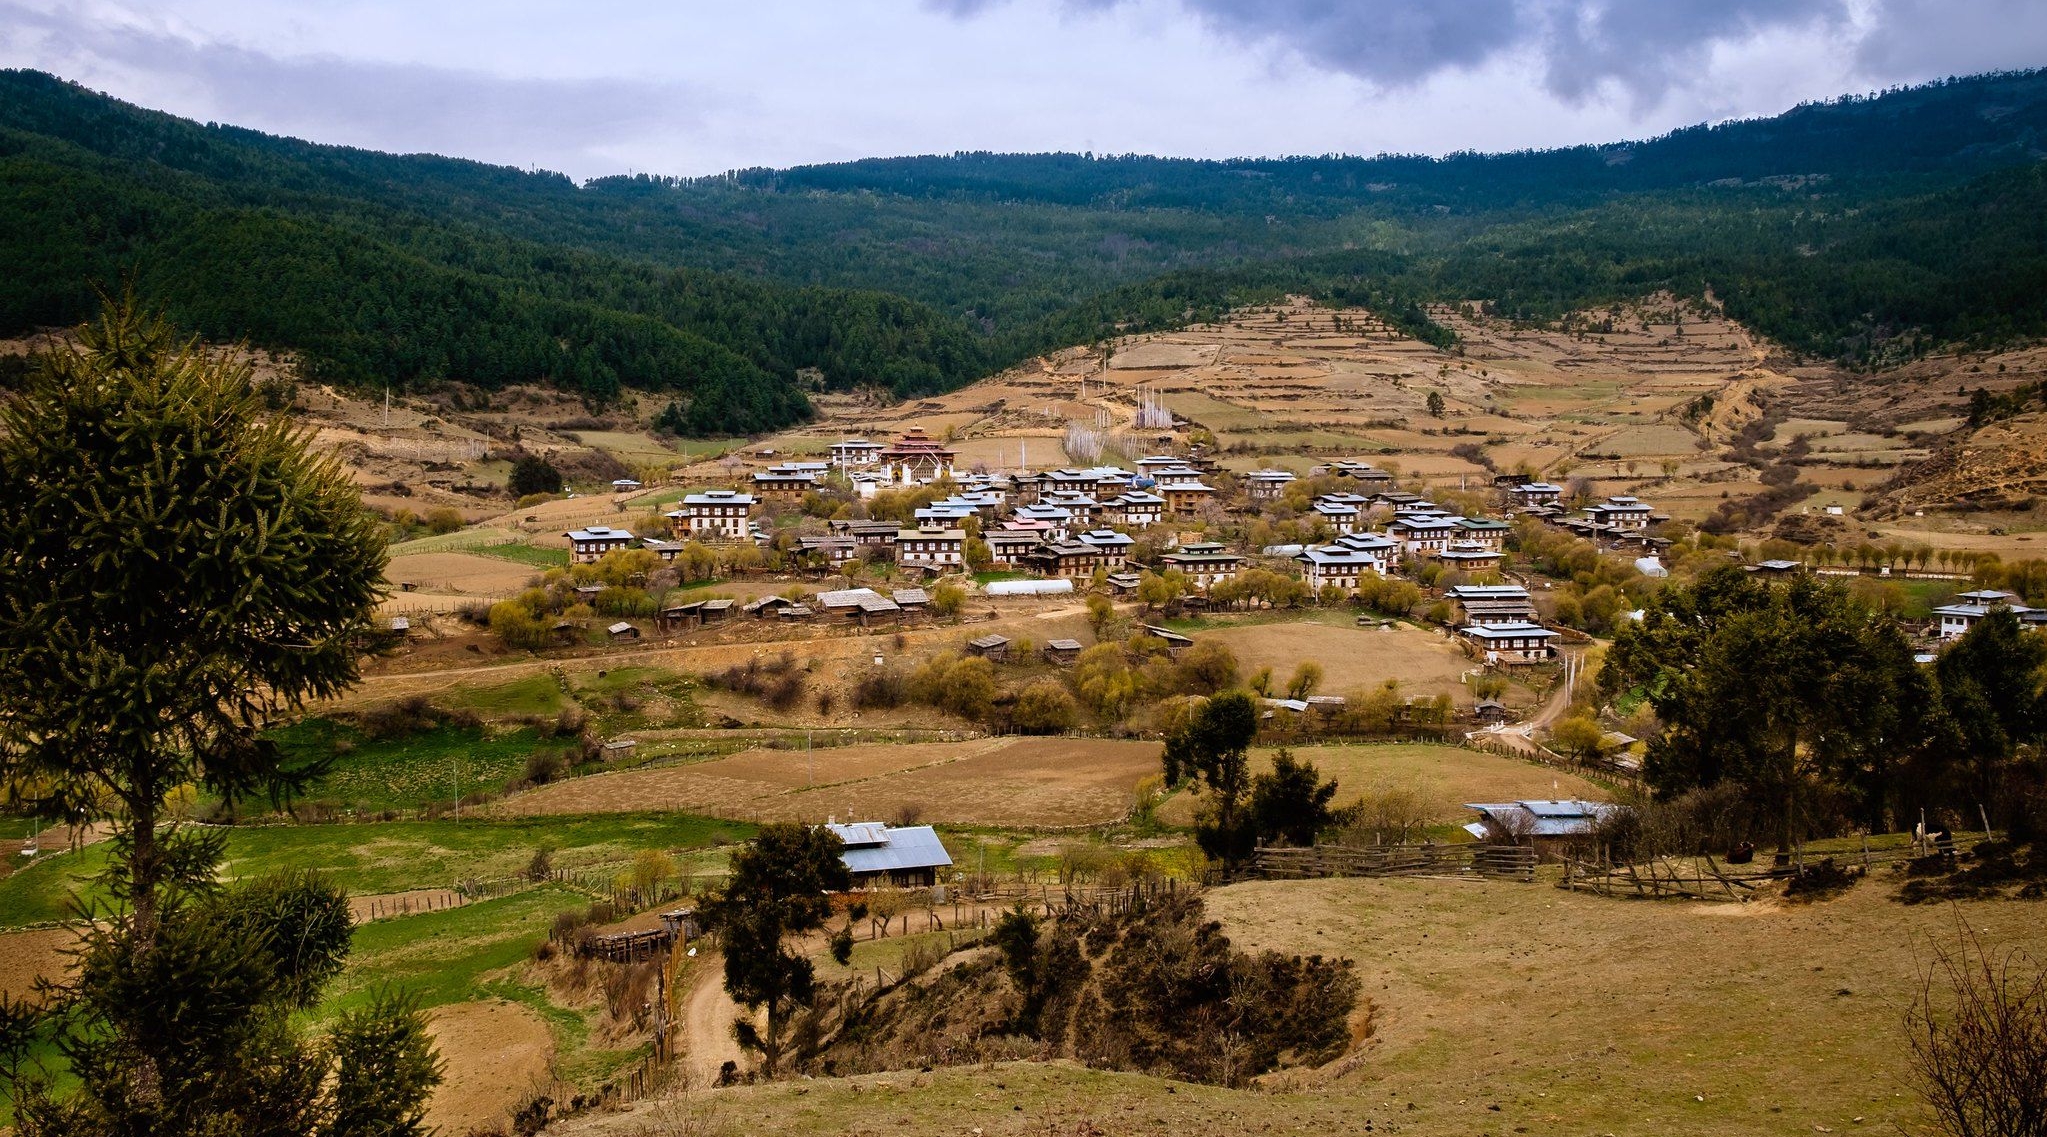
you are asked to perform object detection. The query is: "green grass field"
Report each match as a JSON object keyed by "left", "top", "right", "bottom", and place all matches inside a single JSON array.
[
  {"left": 469, "top": 542, "right": 571, "bottom": 569},
  {"left": 272, "top": 720, "right": 582, "bottom": 813},
  {"left": 0, "top": 815, "right": 751, "bottom": 927}
]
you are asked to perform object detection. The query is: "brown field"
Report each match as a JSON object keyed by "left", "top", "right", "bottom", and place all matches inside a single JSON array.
[
  {"left": 493, "top": 736, "right": 1160, "bottom": 827},
  {"left": 1154, "top": 741, "right": 1604, "bottom": 828},
  {"left": 1200, "top": 620, "right": 1474, "bottom": 699},
  {"left": 423, "top": 999, "right": 555, "bottom": 1135},
  {"left": 561, "top": 874, "right": 2042, "bottom": 1137},
  {"left": 385, "top": 552, "right": 543, "bottom": 597}
]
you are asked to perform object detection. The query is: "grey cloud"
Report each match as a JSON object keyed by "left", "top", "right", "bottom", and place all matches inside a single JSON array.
[
  {"left": 0, "top": 2, "right": 705, "bottom": 176},
  {"left": 1855, "top": 0, "right": 2047, "bottom": 80},
  {"left": 936, "top": 0, "right": 1856, "bottom": 106}
]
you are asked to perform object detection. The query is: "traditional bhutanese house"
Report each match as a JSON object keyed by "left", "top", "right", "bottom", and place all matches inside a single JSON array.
[
  {"left": 1313, "top": 499, "right": 1361, "bottom": 534},
  {"left": 1317, "top": 459, "right": 1394, "bottom": 484},
  {"left": 816, "top": 587, "right": 903, "bottom": 626},
  {"left": 573, "top": 585, "right": 606, "bottom": 606},
  {"left": 1934, "top": 591, "right": 2033, "bottom": 640},
  {"left": 948, "top": 491, "right": 1007, "bottom": 521},
  {"left": 1142, "top": 624, "right": 1195, "bottom": 656},
  {"left": 830, "top": 438, "right": 884, "bottom": 468},
  {"left": 879, "top": 426, "right": 957, "bottom": 482},
  {"left": 1162, "top": 481, "right": 1217, "bottom": 518},
  {"left": 1105, "top": 572, "right": 1142, "bottom": 596},
  {"left": 642, "top": 538, "right": 685, "bottom": 563},
  {"left": 607, "top": 620, "right": 641, "bottom": 641},
  {"left": 1044, "top": 468, "right": 1107, "bottom": 493},
  {"left": 1447, "top": 585, "right": 1536, "bottom": 626},
  {"left": 1009, "top": 470, "right": 1049, "bottom": 505},
  {"left": 966, "top": 634, "right": 1011, "bottom": 662},
  {"left": 1159, "top": 544, "right": 1242, "bottom": 593},
  {"left": 1026, "top": 540, "right": 1104, "bottom": 579},
  {"left": 667, "top": 489, "right": 756, "bottom": 541},
  {"left": 1076, "top": 529, "right": 1135, "bottom": 571},
  {"left": 1331, "top": 532, "right": 1400, "bottom": 572},
  {"left": 1493, "top": 473, "right": 1532, "bottom": 488},
  {"left": 1244, "top": 469, "right": 1296, "bottom": 502},
  {"left": 897, "top": 523, "right": 966, "bottom": 575},
  {"left": 1136, "top": 455, "right": 1187, "bottom": 477},
  {"left": 1582, "top": 495, "right": 1655, "bottom": 531},
  {"left": 752, "top": 469, "right": 818, "bottom": 504},
  {"left": 1510, "top": 482, "right": 1565, "bottom": 508},
  {"left": 565, "top": 526, "right": 635, "bottom": 564},
  {"left": 797, "top": 534, "right": 859, "bottom": 567},
  {"left": 1042, "top": 638, "right": 1084, "bottom": 665},
  {"left": 1296, "top": 544, "right": 1384, "bottom": 593},
  {"left": 1013, "top": 503, "right": 1075, "bottom": 538},
  {"left": 1151, "top": 465, "right": 1205, "bottom": 488},
  {"left": 611, "top": 478, "right": 643, "bottom": 494},
  {"left": 1454, "top": 517, "right": 1512, "bottom": 550},
  {"left": 825, "top": 821, "right": 953, "bottom": 889},
  {"left": 698, "top": 598, "right": 735, "bottom": 624},
  {"left": 1388, "top": 514, "right": 1463, "bottom": 558},
  {"left": 1041, "top": 490, "right": 1101, "bottom": 525},
  {"left": 1373, "top": 490, "right": 1425, "bottom": 509},
  {"left": 914, "top": 503, "right": 976, "bottom": 525},
  {"left": 1438, "top": 543, "right": 1505, "bottom": 573},
  {"left": 1102, "top": 490, "right": 1166, "bottom": 529},
  {"left": 830, "top": 519, "right": 902, "bottom": 551},
  {"left": 983, "top": 528, "right": 1043, "bottom": 568},
  {"left": 1473, "top": 698, "right": 1510, "bottom": 725},
  {"left": 1462, "top": 799, "right": 1618, "bottom": 857},
  {"left": 1459, "top": 621, "right": 1559, "bottom": 664}
]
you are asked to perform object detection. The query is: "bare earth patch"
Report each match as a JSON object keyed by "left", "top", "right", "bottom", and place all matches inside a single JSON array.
[
  {"left": 1202, "top": 621, "right": 1473, "bottom": 699},
  {"left": 424, "top": 999, "right": 554, "bottom": 1135},
  {"left": 0, "top": 926, "right": 81, "bottom": 999}
]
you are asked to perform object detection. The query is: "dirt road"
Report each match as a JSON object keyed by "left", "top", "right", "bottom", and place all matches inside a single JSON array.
[{"left": 677, "top": 949, "right": 750, "bottom": 1087}]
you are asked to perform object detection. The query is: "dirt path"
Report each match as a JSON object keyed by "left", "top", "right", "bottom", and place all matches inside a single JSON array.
[
  {"left": 677, "top": 950, "right": 750, "bottom": 1087},
  {"left": 423, "top": 999, "right": 554, "bottom": 1135}
]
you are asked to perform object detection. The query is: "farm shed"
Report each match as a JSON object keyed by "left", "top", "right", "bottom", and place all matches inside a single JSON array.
[
  {"left": 600, "top": 738, "right": 637, "bottom": 762},
  {"left": 1463, "top": 799, "right": 1619, "bottom": 858},
  {"left": 699, "top": 599, "right": 735, "bottom": 624},
  {"left": 743, "top": 594, "right": 800, "bottom": 618},
  {"left": 1042, "top": 638, "right": 1083, "bottom": 664},
  {"left": 777, "top": 605, "right": 814, "bottom": 622},
  {"left": 1474, "top": 699, "right": 1510, "bottom": 724},
  {"left": 656, "top": 600, "right": 703, "bottom": 631},
  {"left": 607, "top": 621, "right": 640, "bottom": 641},
  {"left": 388, "top": 616, "right": 410, "bottom": 637},
  {"left": 824, "top": 821, "right": 954, "bottom": 888},
  {"left": 966, "top": 634, "right": 1011, "bottom": 662},
  {"left": 1142, "top": 624, "right": 1194, "bottom": 656}
]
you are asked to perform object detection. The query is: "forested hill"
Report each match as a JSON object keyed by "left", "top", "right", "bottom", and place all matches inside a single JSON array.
[{"left": 4, "top": 69, "right": 2047, "bottom": 435}]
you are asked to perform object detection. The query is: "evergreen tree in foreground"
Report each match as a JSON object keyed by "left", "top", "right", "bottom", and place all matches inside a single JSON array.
[{"left": 0, "top": 301, "right": 437, "bottom": 1135}]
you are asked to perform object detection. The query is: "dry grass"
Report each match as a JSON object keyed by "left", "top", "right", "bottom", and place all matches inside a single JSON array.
[
  {"left": 385, "top": 552, "right": 544, "bottom": 597},
  {"left": 559, "top": 873, "right": 2043, "bottom": 1137},
  {"left": 1154, "top": 741, "right": 1604, "bottom": 827},
  {"left": 1200, "top": 620, "right": 1473, "bottom": 698},
  {"left": 493, "top": 736, "right": 1161, "bottom": 827}
]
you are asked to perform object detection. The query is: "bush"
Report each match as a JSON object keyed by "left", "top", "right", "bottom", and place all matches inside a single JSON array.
[
  {"left": 853, "top": 666, "right": 908, "bottom": 709},
  {"left": 1010, "top": 680, "right": 1080, "bottom": 734},
  {"left": 490, "top": 600, "right": 553, "bottom": 650},
  {"left": 523, "top": 748, "right": 565, "bottom": 786},
  {"left": 423, "top": 506, "right": 464, "bottom": 535},
  {"left": 508, "top": 454, "right": 563, "bottom": 498}
]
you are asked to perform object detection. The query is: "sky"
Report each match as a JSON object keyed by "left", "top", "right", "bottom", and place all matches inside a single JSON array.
[{"left": 3, "top": 0, "right": 2045, "bottom": 181}]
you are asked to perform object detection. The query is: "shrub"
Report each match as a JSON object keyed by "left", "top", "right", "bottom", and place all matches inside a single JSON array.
[
  {"left": 423, "top": 506, "right": 464, "bottom": 535},
  {"left": 523, "top": 748, "right": 565, "bottom": 786},
  {"left": 1010, "top": 680, "right": 1081, "bottom": 734},
  {"left": 853, "top": 666, "right": 908, "bottom": 709}
]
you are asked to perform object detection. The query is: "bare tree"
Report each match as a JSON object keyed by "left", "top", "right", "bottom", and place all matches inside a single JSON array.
[{"left": 1907, "top": 927, "right": 2047, "bottom": 1137}]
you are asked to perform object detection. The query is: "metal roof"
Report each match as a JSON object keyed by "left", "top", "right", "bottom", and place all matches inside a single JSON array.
[
  {"left": 1464, "top": 799, "right": 1618, "bottom": 838},
  {"left": 825, "top": 823, "right": 954, "bottom": 875}
]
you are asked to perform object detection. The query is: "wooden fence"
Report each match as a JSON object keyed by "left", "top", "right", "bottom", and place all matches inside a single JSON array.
[
  {"left": 1252, "top": 842, "right": 1536, "bottom": 882},
  {"left": 1559, "top": 834, "right": 1994, "bottom": 903}
]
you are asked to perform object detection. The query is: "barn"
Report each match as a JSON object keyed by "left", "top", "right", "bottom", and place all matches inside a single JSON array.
[{"left": 824, "top": 821, "right": 954, "bottom": 888}]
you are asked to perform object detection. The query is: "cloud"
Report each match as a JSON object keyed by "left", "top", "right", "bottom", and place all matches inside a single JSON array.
[
  {"left": 933, "top": 0, "right": 1867, "bottom": 109},
  {"left": 0, "top": 1, "right": 707, "bottom": 175}
]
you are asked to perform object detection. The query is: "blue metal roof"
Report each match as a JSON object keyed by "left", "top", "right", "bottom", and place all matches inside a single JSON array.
[{"left": 824, "top": 823, "right": 953, "bottom": 875}]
